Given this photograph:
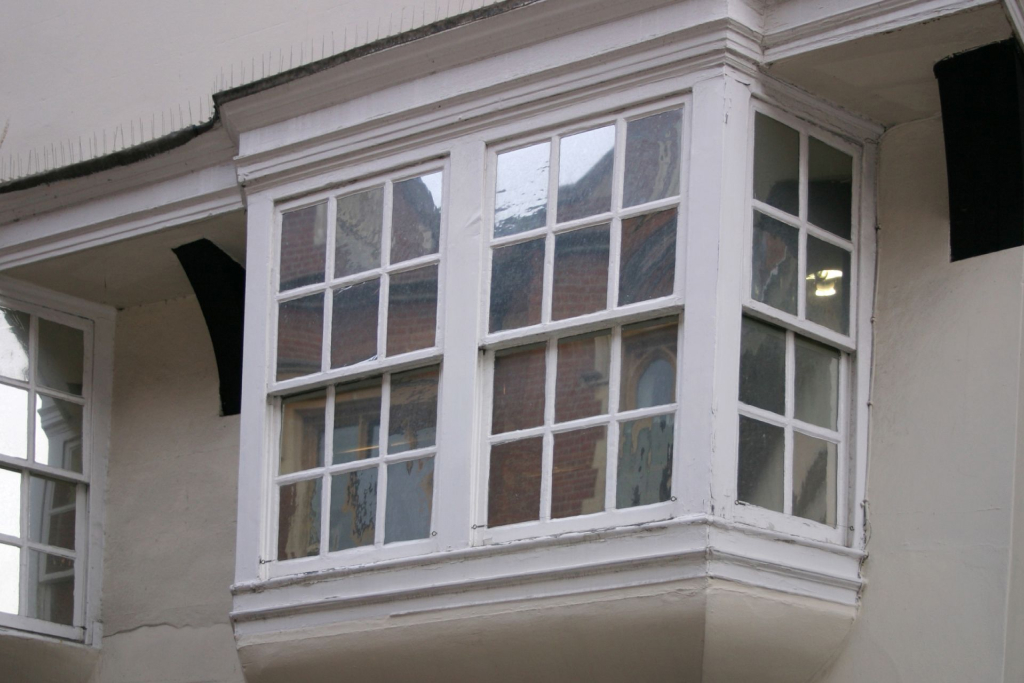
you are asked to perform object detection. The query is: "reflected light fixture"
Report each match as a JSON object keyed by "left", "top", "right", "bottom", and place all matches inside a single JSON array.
[{"left": 806, "top": 269, "right": 842, "bottom": 297}]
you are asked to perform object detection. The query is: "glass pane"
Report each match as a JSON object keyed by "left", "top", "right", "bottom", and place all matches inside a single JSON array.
[
  {"left": 0, "top": 468, "right": 19, "bottom": 538},
  {"left": 795, "top": 336, "right": 840, "bottom": 430},
  {"left": 751, "top": 211, "right": 798, "bottom": 315},
  {"left": 276, "top": 293, "right": 324, "bottom": 381},
  {"left": 618, "top": 208, "right": 676, "bottom": 306},
  {"left": 389, "top": 366, "right": 439, "bottom": 454},
  {"left": 27, "top": 550, "right": 74, "bottom": 625},
  {"left": 492, "top": 345, "right": 545, "bottom": 434},
  {"left": 806, "top": 237, "right": 851, "bottom": 335},
  {"left": 623, "top": 109, "right": 682, "bottom": 208},
  {"left": 737, "top": 416, "right": 784, "bottom": 513},
  {"left": 739, "top": 317, "right": 785, "bottom": 415},
  {"left": 35, "top": 396, "right": 83, "bottom": 473},
  {"left": 392, "top": 172, "right": 442, "bottom": 264},
  {"left": 387, "top": 265, "right": 438, "bottom": 356},
  {"left": 0, "top": 308, "right": 29, "bottom": 382},
  {"left": 793, "top": 432, "right": 837, "bottom": 526},
  {"left": 617, "top": 414, "right": 673, "bottom": 509},
  {"left": 0, "top": 544, "right": 18, "bottom": 615},
  {"left": 488, "top": 437, "right": 542, "bottom": 527},
  {"left": 555, "top": 330, "right": 610, "bottom": 423},
  {"left": 279, "top": 202, "right": 327, "bottom": 291},
  {"left": 279, "top": 390, "right": 326, "bottom": 475},
  {"left": 29, "top": 476, "right": 76, "bottom": 551},
  {"left": 333, "top": 379, "right": 381, "bottom": 465},
  {"left": 808, "top": 137, "right": 853, "bottom": 240},
  {"left": 0, "top": 384, "right": 28, "bottom": 460},
  {"left": 489, "top": 238, "right": 544, "bottom": 332},
  {"left": 552, "top": 224, "right": 609, "bottom": 321},
  {"left": 38, "top": 319, "right": 84, "bottom": 396},
  {"left": 385, "top": 457, "right": 434, "bottom": 543},
  {"left": 494, "top": 142, "right": 549, "bottom": 238},
  {"left": 335, "top": 187, "right": 383, "bottom": 278},
  {"left": 329, "top": 468, "right": 377, "bottom": 552},
  {"left": 621, "top": 317, "right": 677, "bottom": 412},
  {"left": 753, "top": 113, "right": 799, "bottom": 216},
  {"left": 552, "top": 427, "right": 606, "bottom": 519},
  {"left": 277, "top": 478, "right": 321, "bottom": 560},
  {"left": 558, "top": 126, "right": 615, "bottom": 223},
  {"left": 330, "top": 279, "right": 380, "bottom": 368}
]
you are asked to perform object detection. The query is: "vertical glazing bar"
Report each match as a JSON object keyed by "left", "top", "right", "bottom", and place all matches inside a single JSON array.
[
  {"left": 321, "top": 198, "right": 338, "bottom": 373},
  {"left": 320, "top": 384, "right": 335, "bottom": 557},
  {"left": 783, "top": 330, "right": 796, "bottom": 515},
  {"left": 540, "top": 338, "right": 557, "bottom": 521},
  {"left": 376, "top": 373, "right": 392, "bottom": 547},
  {"left": 605, "top": 325, "right": 623, "bottom": 511},
  {"left": 379, "top": 182, "right": 394, "bottom": 360},
  {"left": 73, "top": 482, "right": 85, "bottom": 627}
]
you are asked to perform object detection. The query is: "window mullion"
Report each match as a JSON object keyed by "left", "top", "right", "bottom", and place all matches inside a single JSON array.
[
  {"left": 605, "top": 325, "right": 623, "bottom": 512},
  {"left": 784, "top": 331, "right": 796, "bottom": 516},
  {"left": 540, "top": 339, "right": 557, "bottom": 521}
]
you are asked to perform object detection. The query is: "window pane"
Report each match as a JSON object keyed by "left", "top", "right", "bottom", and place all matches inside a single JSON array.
[
  {"left": 808, "top": 137, "right": 853, "bottom": 240},
  {"left": 0, "top": 543, "right": 18, "bottom": 615},
  {"left": 618, "top": 208, "right": 676, "bottom": 306},
  {"left": 492, "top": 345, "right": 545, "bottom": 434},
  {"left": 279, "top": 202, "right": 327, "bottom": 291},
  {"left": 753, "top": 113, "right": 799, "bottom": 216},
  {"left": 0, "top": 468, "right": 19, "bottom": 538},
  {"left": 277, "top": 478, "right": 321, "bottom": 560},
  {"left": 751, "top": 211, "right": 798, "bottom": 315},
  {"left": 737, "top": 416, "right": 784, "bottom": 513},
  {"left": 387, "top": 265, "right": 438, "bottom": 356},
  {"left": 392, "top": 172, "right": 442, "bottom": 264},
  {"left": 552, "top": 224, "right": 609, "bottom": 320},
  {"left": 329, "top": 468, "right": 377, "bottom": 552},
  {"left": 35, "top": 396, "right": 83, "bottom": 473},
  {"left": 621, "top": 317, "right": 677, "bottom": 412},
  {"left": 558, "top": 126, "right": 614, "bottom": 223},
  {"left": 793, "top": 432, "right": 837, "bottom": 526},
  {"left": 389, "top": 366, "right": 439, "bottom": 454},
  {"left": 29, "top": 475, "right": 76, "bottom": 551},
  {"left": 37, "top": 319, "right": 84, "bottom": 396},
  {"left": 27, "top": 550, "right": 74, "bottom": 625},
  {"left": 623, "top": 109, "right": 682, "bottom": 208},
  {"left": 494, "top": 143, "right": 549, "bottom": 237},
  {"left": 739, "top": 317, "right": 785, "bottom": 415},
  {"left": 276, "top": 293, "right": 324, "bottom": 381},
  {"left": 806, "top": 237, "right": 851, "bottom": 335},
  {"left": 335, "top": 187, "right": 383, "bottom": 278},
  {"left": 0, "top": 308, "right": 29, "bottom": 382},
  {"left": 617, "top": 414, "right": 673, "bottom": 509},
  {"left": 280, "top": 390, "right": 326, "bottom": 475},
  {"left": 385, "top": 457, "right": 434, "bottom": 543},
  {"left": 552, "top": 426, "right": 606, "bottom": 519},
  {"left": 333, "top": 379, "right": 381, "bottom": 465},
  {"left": 488, "top": 437, "right": 542, "bottom": 527},
  {"left": 795, "top": 336, "right": 840, "bottom": 430},
  {"left": 489, "top": 238, "right": 544, "bottom": 332},
  {"left": 555, "top": 330, "right": 610, "bottom": 423},
  {"left": 330, "top": 279, "right": 380, "bottom": 368},
  {"left": 0, "top": 384, "right": 28, "bottom": 460}
]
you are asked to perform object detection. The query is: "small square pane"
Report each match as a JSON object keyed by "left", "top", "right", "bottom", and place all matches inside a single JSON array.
[
  {"left": 329, "top": 468, "right": 378, "bottom": 552},
  {"left": 621, "top": 317, "right": 677, "bottom": 412},
  {"left": 751, "top": 211, "right": 798, "bottom": 315},
  {"left": 552, "top": 427, "right": 606, "bottom": 519},
  {"left": 552, "top": 224, "right": 609, "bottom": 320},
  {"left": 488, "top": 437, "right": 542, "bottom": 527},
  {"left": 492, "top": 345, "right": 545, "bottom": 434},
  {"left": 0, "top": 308, "right": 29, "bottom": 382},
  {"left": 392, "top": 173, "right": 442, "bottom": 264},
  {"left": 808, "top": 137, "right": 853, "bottom": 240},
  {"left": 618, "top": 208, "right": 676, "bottom": 306},
  {"left": 27, "top": 550, "right": 74, "bottom": 625},
  {"left": 277, "top": 478, "right": 321, "bottom": 560},
  {"left": 0, "top": 544, "right": 18, "bottom": 615},
  {"left": 279, "top": 390, "right": 326, "bottom": 475},
  {"left": 37, "top": 319, "right": 84, "bottom": 396},
  {"left": 0, "top": 468, "right": 20, "bottom": 538},
  {"left": 0, "top": 384, "right": 28, "bottom": 460},
  {"left": 385, "top": 457, "right": 434, "bottom": 543},
  {"left": 389, "top": 366, "right": 439, "bottom": 454},
  {"left": 555, "top": 330, "right": 610, "bottom": 423},
  {"left": 558, "top": 126, "right": 615, "bottom": 223},
  {"left": 489, "top": 238, "right": 544, "bottom": 332},
  {"left": 331, "top": 279, "right": 380, "bottom": 368},
  {"left": 387, "top": 265, "right": 438, "bottom": 356},
  {"left": 623, "top": 109, "right": 682, "bottom": 208},
  {"left": 29, "top": 475, "right": 76, "bottom": 551},
  {"left": 795, "top": 336, "right": 840, "bottom": 430},
  {"left": 279, "top": 202, "right": 327, "bottom": 291},
  {"left": 753, "top": 113, "right": 799, "bottom": 216},
  {"left": 333, "top": 379, "right": 381, "bottom": 465},
  {"left": 495, "top": 142, "right": 549, "bottom": 237},
  {"left": 35, "top": 396, "right": 83, "bottom": 473},
  {"left": 617, "top": 414, "right": 674, "bottom": 509},
  {"left": 276, "top": 293, "right": 324, "bottom": 381},
  {"left": 737, "top": 416, "right": 784, "bottom": 513},
  {"left": 793, "top": 432, "right": 837, "bottom": 526},
  {"left": 739, "top": 317, "right": 786, "bottom": 415},
  {"left": 806, "top": 237, "right": 851, "bottom": 335},
  {"left": 335, "top": 187, "right": 383, "bottom": 278}
]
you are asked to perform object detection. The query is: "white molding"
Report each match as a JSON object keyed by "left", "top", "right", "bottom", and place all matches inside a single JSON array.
[{"left": 1004, "top": 0, "right": 1024, "bottom": 42}]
